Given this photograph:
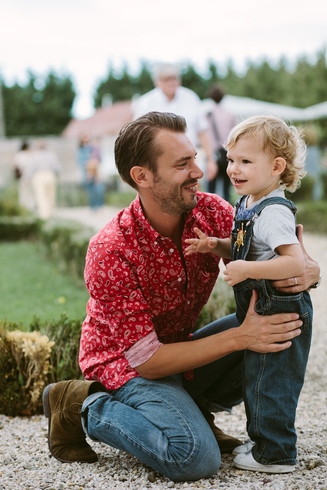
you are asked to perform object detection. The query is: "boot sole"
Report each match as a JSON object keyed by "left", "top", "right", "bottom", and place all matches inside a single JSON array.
[{"left": 43, "top": 383, "right": 97, "bottom": 464}]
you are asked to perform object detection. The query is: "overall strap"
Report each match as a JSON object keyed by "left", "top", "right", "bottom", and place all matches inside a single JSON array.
[
  {"left": 252, "top": 196, "right": 297, "bottom": 217},
  {"left": 233, "top": 195, "right": 247, "bottom": 220}
]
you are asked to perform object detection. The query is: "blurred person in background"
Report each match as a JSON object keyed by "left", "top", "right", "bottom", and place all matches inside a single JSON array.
[
  {"left": 206, "top": 86, "right": 236, "bottom": 203},
  {"left": 77, "top": 134, "right": 101, "bottom": 185},
  {"left": 13, "top": 140, "right": 35, "bottom": 212},
  {"left": 85, "top": 157, "right": 105, "bottom": 211},
  {"left": 29, "top": 140, "right": 61, "bottom": 220},
  {"left": 133, "top": 62, "right": 218, "bottom": 188}
]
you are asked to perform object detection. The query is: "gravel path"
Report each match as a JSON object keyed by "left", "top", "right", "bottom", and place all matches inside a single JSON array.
[{"left": 0, "top": 232, "right": 326, "bottom": 490}]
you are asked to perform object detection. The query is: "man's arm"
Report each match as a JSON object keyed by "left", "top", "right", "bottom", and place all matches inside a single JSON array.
[
  {"left": 136, "top": 290, "right": 302, "bottom": 379},
  {"left": 271, "top": 224, "right": 320, "bottom": 293}
]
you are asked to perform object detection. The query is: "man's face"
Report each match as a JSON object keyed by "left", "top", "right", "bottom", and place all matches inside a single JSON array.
[
  {"left": 148, "top": 130, "right": 204, "bottom": 215},
  {"left": 156, "top": 74, "right": 180, "bottom": 100}
]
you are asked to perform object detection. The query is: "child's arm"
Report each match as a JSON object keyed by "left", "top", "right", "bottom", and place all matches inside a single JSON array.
[
  {"left": 223, "top": 243, "right": 305, "bottom": 286},
  {"left": 185, "top": 227, "right": 232, "bottom": 259}
]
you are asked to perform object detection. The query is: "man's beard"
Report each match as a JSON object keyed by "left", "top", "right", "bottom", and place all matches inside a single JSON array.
[{"left": 151, "top": 175, "right": 198, "bottom": 215}]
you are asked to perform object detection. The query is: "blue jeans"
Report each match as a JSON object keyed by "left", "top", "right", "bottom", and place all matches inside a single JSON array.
[
  {"left": 85, "top": 180, "right": 105, "bottom": 209},
  {"left": 235, "top": 278, "right": 312, "bottom": 465},
  {"left": 243, "top": 327, "right": 312, "bottom": 466},
  {"left": 81, "top": 314, "right": 243, "bottom": 481},
  {"left": 231, "top": 195, "right": 313, "bottom": 465}
]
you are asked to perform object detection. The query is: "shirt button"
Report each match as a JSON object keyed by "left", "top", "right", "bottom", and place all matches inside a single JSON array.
[
  {"left": 187, "top": 301, "right": 190, "bottom": 305},
  {"left": 178, "top": 278, "right": 182, "bottom": 282},
  {"left": 154, "top": 241, "right": 157, "bottom": 245},
  {"left": 169, "top": 248, "right": 174, "bottom": 253}
]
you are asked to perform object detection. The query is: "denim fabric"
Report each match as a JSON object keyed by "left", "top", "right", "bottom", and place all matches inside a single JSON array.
[
  {"left": 81, "top": 314, "right": 244, "bottom": 481},
  {"left": 85, "top": 179, "right": 105, "bottom": 209},
  {"left": 231, "top": 195, "right": 313, "bottom": 465}
]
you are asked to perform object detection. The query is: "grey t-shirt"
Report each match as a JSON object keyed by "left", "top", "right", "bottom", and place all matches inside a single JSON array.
[{"left": 239, "top": 189, "right": 300, "bottom": 262}]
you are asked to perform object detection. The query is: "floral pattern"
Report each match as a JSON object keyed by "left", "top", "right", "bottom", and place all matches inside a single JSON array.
[{"left": 79, "top": 193, "right": 233, "bottom": 390}]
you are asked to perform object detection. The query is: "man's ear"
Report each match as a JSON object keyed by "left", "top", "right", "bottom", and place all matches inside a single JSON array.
[
  {"left": 272, "top": 157, "right": 286, "bottom": 176},
  {"left": 130, "top": 166, "right": 152, "bottom": 188}
]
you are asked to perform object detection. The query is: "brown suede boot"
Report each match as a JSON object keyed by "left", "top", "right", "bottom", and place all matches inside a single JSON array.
[
  {"left": 43, "top": 380, "right": 107, "bottom": 463},
  {"left": 199, "top": 405, "right": 243, "bottom": 454}
]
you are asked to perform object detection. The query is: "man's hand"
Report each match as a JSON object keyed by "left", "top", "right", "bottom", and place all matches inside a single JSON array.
[
  {"left": 271, "top": 224, "right": 320, "bottom": 293},
  {"left": 236, "top": 290, "right": 302, "bottom": 353}
]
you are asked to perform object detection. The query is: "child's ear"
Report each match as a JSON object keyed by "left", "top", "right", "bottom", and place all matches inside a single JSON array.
[
  {"left": 130, "top": 166, "right": 152, "bottom": 188},
  {"left": 272, "top": 157, "right": 286, "bottom": 176}
]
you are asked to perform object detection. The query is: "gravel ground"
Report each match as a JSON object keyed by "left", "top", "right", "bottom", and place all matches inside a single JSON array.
[{"left": 0, "top": 232, "right": 326, "bottom": 490}]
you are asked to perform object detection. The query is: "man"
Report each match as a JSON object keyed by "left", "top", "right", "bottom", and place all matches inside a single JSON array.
[
  {"left": 43, "top": 112, "right": 320, "bottom": 482},
  {"left": 133, "top": 62, "right": 218, "bottom": 186}
]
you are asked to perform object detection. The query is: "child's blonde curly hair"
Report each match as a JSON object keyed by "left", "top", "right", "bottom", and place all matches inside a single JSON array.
[{"left": 225, "top": 114, "right": 307, "bottom": 192}]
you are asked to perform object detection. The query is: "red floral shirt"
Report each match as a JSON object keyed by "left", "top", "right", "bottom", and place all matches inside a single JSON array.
[{"left": 79, "top": 192, "right": 233, "bottom": 390}]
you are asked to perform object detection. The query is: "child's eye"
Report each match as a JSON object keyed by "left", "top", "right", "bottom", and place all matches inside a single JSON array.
[{"left": 242, "top": 160, "right": 251, "bottom": 164}]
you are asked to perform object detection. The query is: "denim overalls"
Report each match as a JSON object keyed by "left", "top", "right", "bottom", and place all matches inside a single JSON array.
[{"left": 231, "top": 195, "right": 313, "bottom": 466}]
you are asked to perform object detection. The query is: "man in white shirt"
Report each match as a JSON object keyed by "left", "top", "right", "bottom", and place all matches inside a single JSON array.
[{"left": 132, "top": 63, "right": 217, "bottom": 186}]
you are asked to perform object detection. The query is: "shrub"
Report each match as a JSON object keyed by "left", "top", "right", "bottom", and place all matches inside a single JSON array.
[
  {"left": 296, "top": 201, "right": 327, "bottom": 234},
  {"left": 285, "top": 175, "right": 315, "bottom": 202},
  {"left": 0, "top": 216, "right": 40, "bottom": 241},
  {"left": 31, "top": 314, "right": 83, "bottom": 383},
  {"left": 193, "top": 278, "right": 236, "bottom": 332},
  {"left": 0, "top": 324, "right": 54, "bottom": 416},
  {"left": 0, "top": 314, "right": 84, "bottom": 416},
  {"left": 0, "top": 184, "right": 28, "bottom": 216},
  {"left": 39, "top": 218, "right": 94, "bottom": 282},
  {"left": 321, "top": 171, "right": 327, "bottom": 199},
  {"left": 0, "top": 326, "right": 26, "bottom": 416},
  {"left": 7, "top": 330, "right": 54, "bottom": 413}
]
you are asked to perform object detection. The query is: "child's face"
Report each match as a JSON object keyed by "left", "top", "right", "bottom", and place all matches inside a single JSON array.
[{"left": 227, "top": 133, "right": 280, "bottom": 203}]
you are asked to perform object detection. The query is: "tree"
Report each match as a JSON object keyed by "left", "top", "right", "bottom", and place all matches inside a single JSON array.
[
  {"left": 132, "top": 61, "right": 153, "bottom": 97},
  {"left": 94, "top": 64, "right": 136, "bottom": 107},
  {"left": 181, "top": 63, "right": 208, "bottom": 99},
  {"left": 2, "top": 71, "right": 76, "bottom": 136}
]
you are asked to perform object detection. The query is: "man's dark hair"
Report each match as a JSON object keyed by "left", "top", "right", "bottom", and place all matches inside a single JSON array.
[
  {"left": 115, "top": 111, "right": 187, "bottom": 189},
  {"left": 208, "top": 85, "right": 225, "bottom": 104}
]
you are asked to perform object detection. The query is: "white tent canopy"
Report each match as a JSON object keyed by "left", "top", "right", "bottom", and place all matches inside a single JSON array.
[{"left": 203, "top": 96, "right": 327, "bottom": 123}]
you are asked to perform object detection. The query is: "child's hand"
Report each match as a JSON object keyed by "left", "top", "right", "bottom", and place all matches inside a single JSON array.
[
  {"left": 185, "top": 227, "right": 219, "bottom": 256},
  {"left": 223, "top": 260, "right": 249, "bottom": 286}
]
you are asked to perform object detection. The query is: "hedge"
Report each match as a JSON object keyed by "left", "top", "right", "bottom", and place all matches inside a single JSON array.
[
  {"left": 0, "top": 314, "right": 84, "bottom": 417},
  {"left": 0, "top": 216, "right": 41, "bottom": 241}
]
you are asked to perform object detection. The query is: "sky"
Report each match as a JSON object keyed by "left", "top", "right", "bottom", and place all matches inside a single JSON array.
[{"left": 0, "top": 0, "right": 326, "bottom": 119}]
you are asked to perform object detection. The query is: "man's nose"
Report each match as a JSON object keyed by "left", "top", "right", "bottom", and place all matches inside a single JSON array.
[{"left": 190, "top": 161, "right": 204, "bottom": 180}]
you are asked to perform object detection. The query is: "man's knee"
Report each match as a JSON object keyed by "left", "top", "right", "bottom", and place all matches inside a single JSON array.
[{"left": 168, "top": 443, "right": 221, "bottom": 482}]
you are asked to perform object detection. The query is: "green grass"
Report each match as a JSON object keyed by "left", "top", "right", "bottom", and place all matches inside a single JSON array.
[{"left": 0, "top": 241, "right": 89, "bottom": 326}]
